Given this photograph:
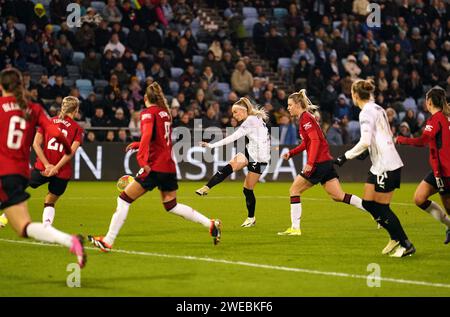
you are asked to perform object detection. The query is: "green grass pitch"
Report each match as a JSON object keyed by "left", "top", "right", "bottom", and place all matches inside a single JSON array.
[{"left": 1, "top": 181, "right": 450, "bottom": 297}]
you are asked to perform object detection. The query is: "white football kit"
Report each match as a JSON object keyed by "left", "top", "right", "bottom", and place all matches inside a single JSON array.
[
  {"left": 208, "top": 115, "right": 271, "bottom": 163},
  {"left": 345, "top": 101, "right": 403, "bottom": 175}
]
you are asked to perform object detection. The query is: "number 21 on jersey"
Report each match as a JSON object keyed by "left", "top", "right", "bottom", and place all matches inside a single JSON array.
[{"left": 48, "top": 129, "right": 68, "bottom": 152}]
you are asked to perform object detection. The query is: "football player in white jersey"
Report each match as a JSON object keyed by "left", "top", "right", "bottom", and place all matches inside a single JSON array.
[
  {"left": 197, "top": 97, "right": 270, "bottom": 227},
  {"left": 335, "top": 79, "right": 415, "bottom": 257}
]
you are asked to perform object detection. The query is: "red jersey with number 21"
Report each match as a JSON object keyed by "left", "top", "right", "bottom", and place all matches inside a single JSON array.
[
  {"left": 34, "top": 116, "right": 84, "bottom": 180},
  {"left": 137, "top": 106, "right": 176, "bottom": 173}
]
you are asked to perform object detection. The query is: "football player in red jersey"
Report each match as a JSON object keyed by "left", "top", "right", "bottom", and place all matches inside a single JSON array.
[
  {"left": 397, "top": 86, "right": 450, "bottom": 244},
  {"left": 277, "top": 89, "right": 367, "bottom": 235},
  {"left": 88, "top": 82, "right": 222, "bottom": 251},
  {"left": 30, "top": 96, "right": 83, "bottom": 226},
  {"left": 0, "top": 68, "right": 86, "bottom": 268}
]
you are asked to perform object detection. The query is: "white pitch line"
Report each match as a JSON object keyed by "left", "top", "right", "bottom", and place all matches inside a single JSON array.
[{"left": 0, "top": 238, "right": 449, "bottom": 290}]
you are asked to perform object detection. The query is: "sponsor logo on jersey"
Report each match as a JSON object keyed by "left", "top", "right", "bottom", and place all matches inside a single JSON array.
[
  {"left": 425, "top": 124, "right": 433, "bottom": 132},
  {"left": 303, "top": 122, "right": 312, "bottom": 130},
  {"left": 142, "top": 113, "right": 152, "bottom": 121}
]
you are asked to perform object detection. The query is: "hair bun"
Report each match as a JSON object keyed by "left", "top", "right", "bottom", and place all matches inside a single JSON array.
[{"left": 363, "top": 79, "right": 375, "bottom": 92}]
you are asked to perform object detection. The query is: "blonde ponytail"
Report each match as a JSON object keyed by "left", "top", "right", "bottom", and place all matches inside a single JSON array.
[
  {"left": 288, "top": 89, "right": 319, "bottom": 115},
  {"left": 146, "top": 81, "right": 171, "bottom": 119},
  {"left": 59, "top": 96, "right": 80, "bottom": 119},
  {"left": 232, "top": 97, "right": 268, "bottom": 121}
]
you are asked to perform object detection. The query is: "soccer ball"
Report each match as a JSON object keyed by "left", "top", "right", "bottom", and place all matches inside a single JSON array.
[
  {"left": 117, "top": 175, "right": 134, "bottom": 192},
  {"left": 0, "top": 214, "right": 8, "bottom": 228}
]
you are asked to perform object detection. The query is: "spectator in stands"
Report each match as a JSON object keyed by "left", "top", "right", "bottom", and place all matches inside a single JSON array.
[
  {"left": 105, "top": 130, "right": 116, "bottom": 142},
  {"left": 173, "top": 0, "right": 193, "bottom": 25},
  {"left": 128, "top": 24, "right": 147, "bottom": 55},
  {"left": 284, "top": 3, "right": 303, "bottom": 33},
  {"left": 326, "top": 118, "right": 344, "bottom": 146},
  {"left": 291, "top": 39, "right": 315, "bottom": 67},
  {"left": 81, "top": 49, "right": 101, "bottom": 81},
  {"left": 54, "top": 34, "right": 73, "bottom": 65},
  {"left": 154, "top": 49, "right": 172, "bottom": 75},
  {"left": 49, "top": 0, "right": 70, "bottom": 24},
  {"left": 334, "top": 94, "right": 351, "bottom": 120},
  {"left": 102, "top": 0, "right": 122, "bottom": 23},
  {"left": 4, "top": 19, "right": 23, "bottom": 45},
  {"left": 343, "top": 54, "right": 361, "bottom": 80},
  {"left": 231, "top": 60, "right": 253, "bottom": 96},
  {"left": 119, "top": 0, "right": 137, "bottom": 28},
  {"left": 111, "top": 62, "right": 130, "bottom": 87},
  {"left": 398, "top": 122, "right": 412, "bottom": 138},
  {"left": 149, "top": 62, "right": 170, "bottom": 94},
  {"left": 402, "top": 109, "right": 420, "bottom": 135},
  {"left": 81, "top": 92, "right": 100, "bottom": 119},
  {"left": 37, "top": 73, "right": 54, "bottom": 101},
  {"left": 76, "top": 23, "right": 95, "bottom": 51},
  {"left": 104, "top": 33, "right": 126, "bottom": 59},
  {"left": 94, "top": 20, "right": 111, "bottom": 51},
  {"left": 117, "top": 128, "right": 131, "bottom": 143},
  {"left": 265, "top": 26, "right": 288, "bottom": 69},
  {"left": 101, "top": 49, "right": 117, "bottom": 78},
  {"left": 183, "top": 28, "right": 198, "bottom": 53},
  {"left": 128, "top": 111, "right": 141, "bottom": 140},
  {"left": 19, "top": 33, "right": 41, "bottom": 64},
  {"left": 111, "top": 108, "right": 129, "bottom": 127},
  {"left": 202, "top": 104, "right": 221, "bottom": 128},
  {"left": 135, "top": 62, "right": 147, "bottom": 84},
  {"left": 278, "top": 115, "right": 297, "bottom": 145},
  {"left": 91, "top": 107, "right": 110, "bottom": 140},
  {"left": 174, "top": 37, "right": 194, "bottom": 69},
  {"left": 160, "top": 0, "right": 174, "bottom": 24},
  {"left": 202, "top": 51, "right": 223, "bottom": 81},
  {"left": 253, "top": 13, "right": 269, "bottom": 55},
  {"left": 52, "top": 75, "right": 69, "bottom": 97},
  {"left": 86, "top": 131, "right": 97, "bottom": 143},
  {"left": 32, "top": 3, "right": 49, "bottom": 29},
  {"left": 146, "top": 22, "right": 163, "bottom": 51},
  {"left": 82, "top": 7, "right": 103, "bottom": 26},
  {"left": 307, "top": 66, "right": 325, "bottom": 101},
  {"left": 104, "top": 74, "right": 121, "bottom": 99}
]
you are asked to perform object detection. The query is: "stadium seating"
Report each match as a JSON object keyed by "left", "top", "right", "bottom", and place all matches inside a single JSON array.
[
  {"left": 15, "top": 23, "right": 27, "bottom": 36},
  {"left": 170, "top": 67, "right": 184, "bottom": 79},
  {"left": 170, "top": 81, "right": 180, "bottom": 95},
  {"left": 273, "top": 8, "right": 288, "bottom": 21},
  {"left": 91, "top": 1, "right": 106, "bottom": 12},
  {"left": 72, "top": 52, "right": 86, "bottom": 67},
  {"left": 243, "top": 7, "right": 258, "bottom": 19},
  {"left": 76, "top": 79, "right": 93, "bottom": 99},
  {"left": 193, "top": 55, "right": 204, "bottom": 67},
  {"left": 243, "top": 18, "right": 259, "bottom": 37}
]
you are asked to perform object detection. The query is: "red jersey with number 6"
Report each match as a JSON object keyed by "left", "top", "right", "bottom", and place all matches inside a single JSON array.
[
  {"left": 0, "top": 96, "right": 57, "bottom": 178},
  {"left": 137, "top": 105, "right": 176, "bottom": 173},
  {"left": 34, "top": 116, "right": 84, "bottom": 180}
]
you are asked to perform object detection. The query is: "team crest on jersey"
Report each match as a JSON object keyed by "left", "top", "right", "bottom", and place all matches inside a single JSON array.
[
  {"left": 425, "top": 124, "right": 433, "bottom": 132},
  {"left": 142, "top": 113, "right": 152, "bottom": 120},
  {"left": 303, "top": 122, "right": 312, "bottom": 130},
  {"left": 159, "top": 111, "right": 170, "bottom": 119}
]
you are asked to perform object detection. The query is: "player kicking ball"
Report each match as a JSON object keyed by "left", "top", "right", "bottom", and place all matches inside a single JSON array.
[
  {"left": 196, "top": 97, "right": 270, "bottom": 228},
  {"left": 278, "top": 89, "right": 368, "bottom": 236},
  {"left": 88, "top": 82, "right": 222, "bottom": 251}
]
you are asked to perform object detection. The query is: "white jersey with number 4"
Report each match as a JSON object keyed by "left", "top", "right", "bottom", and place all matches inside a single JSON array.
[
  {"left": 208, "top": 115, "right": 270, "bottom": 163},
  {"left": 345, "top": 101, "right": 403, "bottom": 175}
]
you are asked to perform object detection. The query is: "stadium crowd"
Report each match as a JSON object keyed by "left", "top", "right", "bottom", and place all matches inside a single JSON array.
[{"left": 0, "top": 0, "right": 448, "bottom": 145}]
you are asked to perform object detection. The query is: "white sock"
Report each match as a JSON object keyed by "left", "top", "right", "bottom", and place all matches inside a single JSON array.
[
  {"left": 168, "top": 203, "right": 211, "bottom": 228},
  {"left": 26, "top": 222, "right": 72, "bottom": 247},
  {"left": 346, "top": 194, "right": 366, "bottom": 212},
  {"left": 104, "top": 197, "right": 131, "bottom": 246},
  {"left": 424, "top": 201, "right": 450, "bottom": 228},
  {"left": 290, "top": 199, "right": 302, "bottom": 230},
  {"left": 42, "top": 206, "right": 55, "bottom": 226}
]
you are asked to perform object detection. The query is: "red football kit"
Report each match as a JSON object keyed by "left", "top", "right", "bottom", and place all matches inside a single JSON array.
[
  {"left": 397, "top": 111, "right": 450, "bottom": 178},
  {"left": 289, "top": 111, "right": 333, "bottom": 165},
  {"left": 0, "top": 96, "right": 71, "bottom": 178},
  {"left": 129, "top": 105, "right": 176, "bottom": 173},
  {"left": 34, "top": 116, "right": 84, "bottom": 180}
]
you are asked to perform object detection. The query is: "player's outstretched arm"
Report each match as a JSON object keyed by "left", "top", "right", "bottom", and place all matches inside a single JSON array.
[
  {"left": 397, "top": 134, "right": 431, "bottom": 147},
  {"left": 205, "top": 126, "right": 248, "bottom": 149}
]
